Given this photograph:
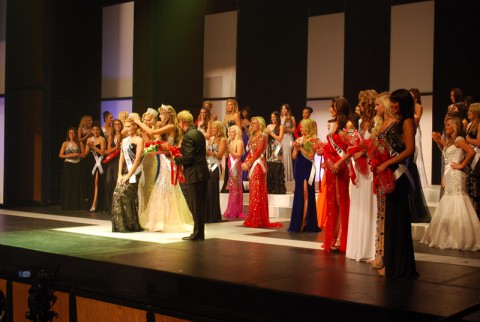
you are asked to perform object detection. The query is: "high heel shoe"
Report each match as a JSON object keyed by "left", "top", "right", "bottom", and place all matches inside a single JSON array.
[{"left": 89, "top": 207, "right": 96, "bottom": 212}]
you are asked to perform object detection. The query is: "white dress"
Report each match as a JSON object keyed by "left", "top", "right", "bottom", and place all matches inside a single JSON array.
[
  {"left": 421, "top": 137, "right": 480, "bottom": 251},
  {"left": 415, "top": 125, "right": 429, "bottom": 190},
  {"left": 144, "top": 135, "right": 194, "bottom": 232},
  {"left": 281, "top": 117, "right": 294, "bottom": 182},
  {"left": 346, "top": 129, "right": 377, "bottom": 261}
]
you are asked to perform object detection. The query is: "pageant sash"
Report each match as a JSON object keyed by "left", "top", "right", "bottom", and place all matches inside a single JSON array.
[
  {"left": 91, "top": 143, "right": 104, "bottom": 175},
  {"left": 472, "top": 146, "right": 480, "bottom": 169},
  {"left": 249, "top": 154, "right": 266, "bottom": 177},
  {"left": 229, "top": 154, "right": 238, "bottom": 177},
  {"left": 123, "top": 137, "right": 142, "bottom": 183},
  {"left": 327, "top": 133, "right": 356, "bottom": 184},
  {"left": 307, "top": 158, "right": 316, "bottom": 186}
]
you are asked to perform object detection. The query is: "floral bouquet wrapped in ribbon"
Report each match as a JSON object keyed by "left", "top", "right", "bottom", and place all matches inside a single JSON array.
[
  {"left": 144, "top": 140, "right": 185, "bottom": 184},
  {"left": 362, "top": 138, "right": 395, "bottom": 194},
  {"left": 339, "top": 129, "right": 369, "bottom": 177},
  {"left": 302, "top": 137, "right": 322, "bottom": 155}
]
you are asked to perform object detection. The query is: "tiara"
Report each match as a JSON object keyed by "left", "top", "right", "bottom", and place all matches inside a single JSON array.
[
  {"left": 160, "top": 104, "right": 169, "bottom": 111},
  {"left": 147, "top": 108, "right": 158, "bottom": 116}
]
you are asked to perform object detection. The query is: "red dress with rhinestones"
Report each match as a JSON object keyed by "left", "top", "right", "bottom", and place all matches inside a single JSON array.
[
  {"left": 243, "top": 133, "right": 283, "bottom": 228},
  {"left": 322, "top": 133, "right": 350, "bottom": 252}
]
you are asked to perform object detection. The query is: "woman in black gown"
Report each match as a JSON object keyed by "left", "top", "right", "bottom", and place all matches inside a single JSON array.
[
  {"left": 205, "top": 121, "right": 228, "bottom": 223},
  {"left": 376, "top": 89, "right": 419, "bottom": 280},
  {"left": 111, "top": 116, "right": 144, "bottom": 232},
  {"left": 59, "top": 127, "right": 85, "bottom": 210},
  {"left": 103, "top": 119, "right": 124, "bottom": 214},
  {"left": 84, "top": 123, "right": 106, "bottom": 212}
]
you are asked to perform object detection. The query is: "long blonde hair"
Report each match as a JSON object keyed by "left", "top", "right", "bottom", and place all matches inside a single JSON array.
[
  {"left": 211, "top": 120, "right": 226, "bottom": 140},
  {"left": 300, "top": 119, "right": 317, "bottom": 139},
  {"left": 371, "top": 91, "right": 390, "bottom": 138},
  {"left": 228, "top": 125, "right": 242, "bottom": 143}
]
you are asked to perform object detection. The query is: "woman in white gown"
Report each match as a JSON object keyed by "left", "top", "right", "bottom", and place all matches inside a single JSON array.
[
  {"left": 422, "top": 116, "right": 480, "bottom": 251},
  {"left": 133, "top": 105, "right": 194, "bottom": 232},
  {"left": 410, "top": 89, "right": 429, "bottom": 191},
  {"left": 346, "top": 90, "right": 377, "bottom": 261}
]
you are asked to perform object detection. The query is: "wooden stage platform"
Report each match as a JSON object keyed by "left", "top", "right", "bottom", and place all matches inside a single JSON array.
[{"left": 0, "top": 206, "right": 479, "bottom": 321}]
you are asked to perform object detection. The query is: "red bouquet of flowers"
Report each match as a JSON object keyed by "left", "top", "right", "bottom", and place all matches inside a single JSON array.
[
  {"left": 362, "top": 138, "right": 395, "bottom": 194},
  {"left": 339, "top": 129, "right": 369, "bottom": 177},
  {"left": 145, "top": 140, "right": 184, "bottom": 184}
]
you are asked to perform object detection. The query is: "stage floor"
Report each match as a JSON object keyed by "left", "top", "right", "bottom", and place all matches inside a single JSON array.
[{"left": 0, "top": 206, "right": 479, "bottom": 321}]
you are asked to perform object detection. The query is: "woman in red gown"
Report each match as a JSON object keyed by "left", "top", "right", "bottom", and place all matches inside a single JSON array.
[
  {"left": 242, "top": 116, "right": 283, "bottom": 228},
  {"left": 318, "top": 97, "right": 355, "bottom": 252}
]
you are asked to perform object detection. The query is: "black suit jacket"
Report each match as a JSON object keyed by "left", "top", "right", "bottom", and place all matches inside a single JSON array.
[{"left": 174, "top": 125, "right": 209, "bottom": 184}]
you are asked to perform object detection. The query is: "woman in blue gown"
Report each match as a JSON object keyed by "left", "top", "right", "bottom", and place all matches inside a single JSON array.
[{"left": 288, "top": 119, "right": 321, "bottom": 233}]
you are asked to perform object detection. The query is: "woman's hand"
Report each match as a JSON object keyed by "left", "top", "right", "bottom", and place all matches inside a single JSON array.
[
  {"left": 330, "top": 160, "right": 342, "bottom": 174},
  {"left": 432, "top": 131, "right": 442, "bottom": 143},
  {"left": 450, "top": 162, "right": 463, "bottom": 170},
  {"left": 376, "top": 162, "right": 388, "bottom": 173},
  {"left": 292, "top": 141, "right": 302, "bottom": 150},
  {"left": 353, "top": 151, "right": 364, "bottom": 160}
]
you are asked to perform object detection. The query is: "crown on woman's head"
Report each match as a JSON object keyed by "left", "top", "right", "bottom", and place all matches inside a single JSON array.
[
  {"left": 160, "top": 104, "right": 169, "bottom": 112},
  {"left": 147, "top": 108, "right": 158, "bottom": 116}
]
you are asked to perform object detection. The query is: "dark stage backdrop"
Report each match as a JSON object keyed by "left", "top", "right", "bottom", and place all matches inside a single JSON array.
[
  {"left": 236, "top": 0, "right": 309, "bottom": 121},
  {"left": 5, "top": 0, "right": 102, "bottom": 205},
  {"left": 431, "top": 0, "right": 480, "bottom": 184}
]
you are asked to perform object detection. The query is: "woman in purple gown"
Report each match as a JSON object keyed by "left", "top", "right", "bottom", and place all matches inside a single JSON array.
[{"left": 288, "top": 119, "right": 321, "bottom": 232}]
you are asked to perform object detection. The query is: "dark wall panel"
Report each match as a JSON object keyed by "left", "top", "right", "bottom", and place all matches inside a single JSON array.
[
  {"left": 431, "top": 0, "right": 480, "bottom": 184},
  {"left": 5, "top": 0, "right": 102, "bottom": 205},
  {"left": 344, "top": 0, "right": 390, "bottom": 107},
  {"left": 134, "top": 0, "right": 208, "bottom": 115},
  {"left": 237, "top": 0, "right": 309, "bottom": 121}
]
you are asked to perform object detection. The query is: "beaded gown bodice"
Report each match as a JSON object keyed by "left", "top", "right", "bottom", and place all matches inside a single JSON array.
[
  {"left": 207, "top": 138, "right": 220, "bottom": 171},
  {"left": 443, "top": 137, "right": 468, "bottom": 196}
]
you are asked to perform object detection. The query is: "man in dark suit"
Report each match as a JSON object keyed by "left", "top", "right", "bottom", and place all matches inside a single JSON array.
[{"left": 175, "top": 110, "right": 210, "bottom": 241}]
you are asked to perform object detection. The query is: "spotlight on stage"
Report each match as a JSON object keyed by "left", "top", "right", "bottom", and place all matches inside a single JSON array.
[{"left": 25, "top": 270, "right": 57, "bottom": 322}]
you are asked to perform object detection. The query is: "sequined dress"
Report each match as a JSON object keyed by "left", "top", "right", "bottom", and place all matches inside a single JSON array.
[
  {"left": 205, "top": 138, "right": 223, "bottom": 223},
  {"left": 223, "top": 153, "right": 245, "bottom": 218},
  {"left": 281, "top": 117, "right": 294, "bottom": 182},
  {"left": 61, "top": 142, "right": 84, "bottom": 210},
  {"left": 266, "top": 124, "right": 286, "bottom": 194},
  {"left": 138, "top": 142, "right": 159, "bottom": 228},
  {"left": 421, "top": 137, "right": 480, "bottom": 250},
  {"left": 243, "top": 133, "right": 283, "bottom": 228},
  {"left": 111, "top": 140, "right": 142, "bottom": 232},
  {"left": 144, "top": 135, "right": 193, "bottom": 232},
  {"left": 221, "top": 120, "right": 237, "bottom": 192},
  {"left": 322, "top": 133, "right": 350, "bottom": 252}
]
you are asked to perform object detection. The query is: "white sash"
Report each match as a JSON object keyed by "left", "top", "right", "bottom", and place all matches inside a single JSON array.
[
  {"left": 308, "top": 159, "right": 316, "bottom": 186},
  {"left": 249, "top": 153, "right": 266, "bottom": 177},
  {"left": 472, "top": 146, "right": 480, "bottom": 169},
  {"left": 327, "top": 133, "right": 345, "bottom": 158},
  {"left": 123, "top": 137, "right": 142, "bottom": 183},
  {"left": 229, "top": 154, "right": 238, "bottom": 177},
  {"left": 90, "top": 139, "right": 103, "bottom": 175}
]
